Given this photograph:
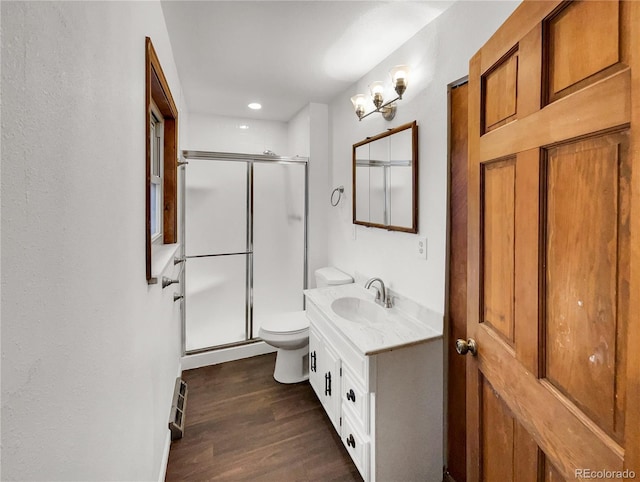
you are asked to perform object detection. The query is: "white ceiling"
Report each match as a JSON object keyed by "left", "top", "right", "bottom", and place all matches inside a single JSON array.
[{"left": 161, "top": 1, "right": 454, "bottom": 122}]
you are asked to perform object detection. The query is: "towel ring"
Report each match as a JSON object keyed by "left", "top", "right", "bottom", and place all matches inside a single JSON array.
[{"left": 331, "top": 186, "right": 344, "bottom": 207}]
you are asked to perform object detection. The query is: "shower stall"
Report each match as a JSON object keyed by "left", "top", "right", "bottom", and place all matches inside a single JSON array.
[{"left": 180, "top": 151, "right": 308, "bottom": 354}]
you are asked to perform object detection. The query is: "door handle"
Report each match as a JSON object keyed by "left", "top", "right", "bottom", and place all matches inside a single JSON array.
[
  {"left": 455, "top": 338, "right": 478, "bottom": 356},
  {"left": 310, "top": 351, "right": 316, "bottom": 372}
]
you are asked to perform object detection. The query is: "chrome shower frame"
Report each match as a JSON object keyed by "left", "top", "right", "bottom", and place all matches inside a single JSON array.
[{"left": 179, "top": 150, "right": 309, "bottom": 356}]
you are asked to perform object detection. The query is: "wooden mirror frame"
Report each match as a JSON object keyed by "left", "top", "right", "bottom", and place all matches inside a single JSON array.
[{"left": 352, "top": 120, "right": 418, "bottom": 233}]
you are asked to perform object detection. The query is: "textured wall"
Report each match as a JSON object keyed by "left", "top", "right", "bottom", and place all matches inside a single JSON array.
[{"left": 1, "top": 2, "right": 186, "bottom": 480}]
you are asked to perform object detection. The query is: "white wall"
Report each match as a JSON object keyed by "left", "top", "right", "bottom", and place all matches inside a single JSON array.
[
  {"left": 187, "top": 112, "right": 288, "bottom": 155},
  {"left": 1, "top": 2, "right": 186, "bottom": 480},
  {"left": 288, "top": 104, "right": 310, "bottom": 158},
  {"left": 289, "top": 103, "right": 331, "bottom": 287},
  {"left": 328, "top": 0, "right": 520, "bottom": 312}
]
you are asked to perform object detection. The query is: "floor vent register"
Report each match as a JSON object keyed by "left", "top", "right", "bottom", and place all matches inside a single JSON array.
[{"left": 169, "top": 377, "right": 188, "bottom": 441}]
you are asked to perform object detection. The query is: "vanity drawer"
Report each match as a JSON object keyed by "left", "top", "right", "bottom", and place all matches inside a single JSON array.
[
  {"left": 341, "top": 410, "right": 370, "bottom": 481},
  {"left": 341, "top": 366, "right": 369, "bottom": 433}
]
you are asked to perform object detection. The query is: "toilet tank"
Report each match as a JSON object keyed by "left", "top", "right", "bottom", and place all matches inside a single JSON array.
[{"left": 314, "top": 267, "right": 353, "bottom": 288}]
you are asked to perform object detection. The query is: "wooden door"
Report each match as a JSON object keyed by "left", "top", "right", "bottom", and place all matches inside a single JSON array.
[
  {"left": 447, "top": 80, "right": 469, "bottom": 482},
  {"left": 466, "top": 1, "right": 640, "bottom": 480}
]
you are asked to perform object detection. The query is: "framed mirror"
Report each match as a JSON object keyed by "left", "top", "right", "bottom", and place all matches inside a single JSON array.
[{"left": 352, "top": 121, "right": 418, "bottom": 233}]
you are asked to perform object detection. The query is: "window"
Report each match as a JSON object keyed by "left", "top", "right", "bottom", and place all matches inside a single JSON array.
[
  {"left": 150, "top": 104, "right": 164, "bottom": 242},
  {"left": 146, "top": 37, "right": 178, "bottom": 283}
]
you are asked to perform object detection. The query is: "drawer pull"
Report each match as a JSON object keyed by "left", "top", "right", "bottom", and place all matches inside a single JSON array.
[
  {"left": 325, "top": 372, "right": 332, "bottom": 396},
  {"left": 346, "top": 434, "right": 356, "bottom": 448},
  {"left": 310, "top": 351, "right": 316, "bottom": 372},
  {"left": 346, "top": 388, "right": 356, "bottom": 403}
]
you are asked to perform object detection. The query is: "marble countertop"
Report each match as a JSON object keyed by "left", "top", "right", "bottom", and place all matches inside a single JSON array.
[{"left": 304, "top": 283, "right": 443, "bottom": 356}]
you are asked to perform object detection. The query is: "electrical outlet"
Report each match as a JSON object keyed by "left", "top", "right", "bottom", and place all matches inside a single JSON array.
[{"left": 417, "top": 237, "right": 427, "bottom": 259}]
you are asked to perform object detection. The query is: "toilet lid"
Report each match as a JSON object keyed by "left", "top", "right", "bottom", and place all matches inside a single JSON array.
[{"left": 260, "top": 310, "right": 309, "bottom": 334}]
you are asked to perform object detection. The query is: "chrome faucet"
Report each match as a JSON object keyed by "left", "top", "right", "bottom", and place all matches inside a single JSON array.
[{"left": 364, "top": 277, "right": 393, "bottom": 308}]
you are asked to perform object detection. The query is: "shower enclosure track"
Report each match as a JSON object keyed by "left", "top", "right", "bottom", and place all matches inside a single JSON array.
[{"left": 179, "top": 150, "right": 309, "bottom": 356}]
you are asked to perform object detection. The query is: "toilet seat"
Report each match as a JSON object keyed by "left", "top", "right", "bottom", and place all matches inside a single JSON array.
[{"left": 260, "top": 311, "right": 308, "bottom": 335}]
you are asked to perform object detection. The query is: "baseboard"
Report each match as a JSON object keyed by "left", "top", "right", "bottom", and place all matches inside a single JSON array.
[
  {"left": 158, "top": 429, "right": 171, "bottom": 482},
  {"left": 180, "top": 341, "right": 277, "bottom": 371}
]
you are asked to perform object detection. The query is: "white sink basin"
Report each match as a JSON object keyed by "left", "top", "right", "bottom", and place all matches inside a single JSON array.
[{"left": 330, "top": 296, "right": 387, "bottom": 324}]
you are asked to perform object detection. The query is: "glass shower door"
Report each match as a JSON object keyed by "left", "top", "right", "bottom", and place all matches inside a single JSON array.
[
  {"left": 184, "top": 160, "right": 249, "bottom": 352},
  {"left": 252, "top": 162, "right": 306, "bottom": 337}
]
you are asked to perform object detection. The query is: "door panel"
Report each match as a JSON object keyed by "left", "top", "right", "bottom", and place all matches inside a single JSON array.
[
  {"left": 481, "top": 159, "right": 516, "bottom": 344},
  {"left": 467, "top": 1, "right": 639, "bottom": 480},
  {"left": 185, "top": 160, "right": 247, "bottom": 256},
  {"left": 483, "top": 51, "right": 518, "bottom": 133},
  {"left": 480, "top": 375, "right": 539, "bottom": 481},
  {"left": 481, "top": 376, "right": 514, "bottom": 481},
  {"left": 184, "top": 255, "right": 247, "bottom": 351},
  {"left": 545, "top": 1, "right": 620, "bottom": 102},
  {"left": 544, "top": 133, "right": 629, "bottom": 441}
]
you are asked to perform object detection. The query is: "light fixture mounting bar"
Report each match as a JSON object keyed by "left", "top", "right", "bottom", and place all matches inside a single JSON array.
[{"left": 358, "top": 95, "right": 401, "bottom": 121}]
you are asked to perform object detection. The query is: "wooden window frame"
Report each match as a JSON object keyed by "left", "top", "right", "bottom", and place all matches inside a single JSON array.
[{"left": 146, "top": 37, "right": 178, "bottom": 284}]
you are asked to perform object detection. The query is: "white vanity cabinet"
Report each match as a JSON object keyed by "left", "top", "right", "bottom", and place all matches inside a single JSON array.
[
  {"left": 306, "top": 296, "right": 443, "bottom": 482},
  {"left": 309, "top": 328, "right": 341, "bottom": 431}
]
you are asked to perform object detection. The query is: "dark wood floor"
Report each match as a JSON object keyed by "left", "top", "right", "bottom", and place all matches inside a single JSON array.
[{"left": 165, "top": 353, "right": 363, "bottom": 481}]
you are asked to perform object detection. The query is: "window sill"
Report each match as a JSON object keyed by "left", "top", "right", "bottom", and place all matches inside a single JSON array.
[{"left": 149, "top": 243, "right": 181, "bottom": 284}]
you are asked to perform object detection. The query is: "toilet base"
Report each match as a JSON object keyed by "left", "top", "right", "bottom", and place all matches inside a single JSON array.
[{"left": 273, "top": 345, "right": 309, "bottom": 384}]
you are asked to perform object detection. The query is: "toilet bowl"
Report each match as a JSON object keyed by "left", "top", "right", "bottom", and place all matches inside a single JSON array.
[
  {"left": 258, "top": 267, "right": 353, "bottom": 384},
  {"left": 259, "top": 311, "right": 309, "bottom": 384}
]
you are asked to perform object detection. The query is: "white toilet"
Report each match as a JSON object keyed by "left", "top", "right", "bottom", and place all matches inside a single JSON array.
[{"left": 259, "top": 267, "right": 353, "bottom": 384}]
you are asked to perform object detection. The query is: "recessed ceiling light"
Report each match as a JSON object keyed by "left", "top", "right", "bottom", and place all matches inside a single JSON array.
[
  {"left": 248, "top": 102, "right": 262, "bottom": 110},
  {"left": 238, "top": 124, "right": 249, "bottom": 130}
]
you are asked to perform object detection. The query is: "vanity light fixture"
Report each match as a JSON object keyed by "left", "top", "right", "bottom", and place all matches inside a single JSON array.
[{"left": 350, "top": 64, "right": 410, "bottom": 121}]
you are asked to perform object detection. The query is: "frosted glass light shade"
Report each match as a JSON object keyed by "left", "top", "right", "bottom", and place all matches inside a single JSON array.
[
  {"left": 351, "top": 94, "right": 366, "bottom": 108},
  {"left": 369, "top": 81, "right": 384, "bottom": 96},
  {"left": 351, "top": 94, "right": 367, "bottom": 119},
  {"left": 369, "top": 81, "right": 385, "bottom": 109},
  {"left": 390, "top": 65, "right": 410, "bottom": 97}
]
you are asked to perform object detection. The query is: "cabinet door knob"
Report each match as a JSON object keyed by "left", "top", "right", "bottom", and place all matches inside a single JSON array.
[
  {"left": 346, "top": 434, "right": 356, "bottom": 448},
  {"left": 346, "top": 388, "right": 356, "bottom": 402}
]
